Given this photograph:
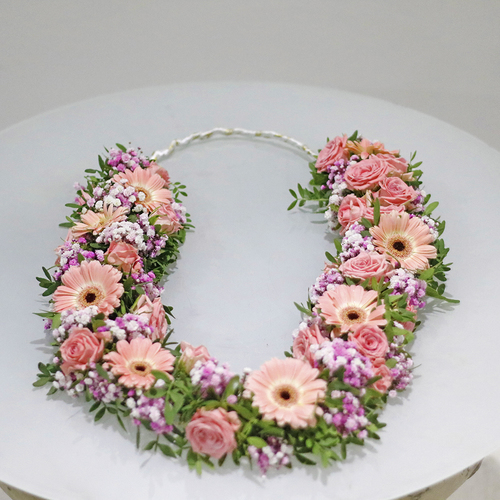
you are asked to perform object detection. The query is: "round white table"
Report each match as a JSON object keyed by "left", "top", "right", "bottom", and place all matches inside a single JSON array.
[{"left": 1, "top": 83, "right": 499, "bottom": 500}]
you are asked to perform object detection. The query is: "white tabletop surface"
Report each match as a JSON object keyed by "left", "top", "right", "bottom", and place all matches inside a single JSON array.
[
  {"left": 1, "top": 2, "right": 499, "bottom": 499},
  {"left": 0, "top": 82, "right": 499, "bottom": 500}
]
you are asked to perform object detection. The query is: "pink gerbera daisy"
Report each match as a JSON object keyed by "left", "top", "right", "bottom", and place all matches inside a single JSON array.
[
  {"left": 71, "top": 204, "right": 127, "bottom": 238},
  {"left": 53, "top": 260, "right": 124, "bottom": 315},
  {"left": 316, "top": 284, "right": 386, "bottom": 333},
  {"left": 346, "top": 138, "right": 399, "bottom": 159},
  {"left": 369, "top": 211, "right": 437, "bottom": 270},
  {"left": 113, "top": 168, "right": 172, "bottom": 212},
  {"left": 104, "top": 337, "right": 175, "bottom": 389},
  {"left": 245, "top": 358, "right": 326, "bottom": 429}
]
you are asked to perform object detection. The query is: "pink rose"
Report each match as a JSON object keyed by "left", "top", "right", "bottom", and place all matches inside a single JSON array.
[
  {"left": 133, "top": 295, "right": 153, "bottom": 320},
  {"left": 348, "top": 324, "right": 389, "bottom": 359},
  {"left": 186, "top": 408, "right": 241, "bottom": 459},
  {"left": 371, "top": 358, "right": 393, "bottom": 393},
  {"left": 132, "top": 296, "right": 167, "bottom": 340},
  {"left": 315, "top": 135, "right": 349, "bottom": 173},
  {"left": 60, "top": 327, "right": 104, "bottom": 375},
  {"left": 376, "top": 153, "right": 408, "bottom": 174},
  {"left": 344, "top": 157, "right": 390, "bottom": 191},
  {"left": 179, "top": 341, "right": 211, "bottom": 373},
  {"left": 375, "top": 177, "right": 417, "bottom": 207},
  {"left": 293, "top": 324, "right": 325, "bottom": 366},
  {"left": 148, "top": 162, "right": 171, "bottom": 187},
  {"left": 157, "top": 203, "right": 182, "bottom": 235},
  {"left": 149, "top": 298, "right": 168, "bottom": 341},
  {"left": 339, "top": 251, "right": 392, "bottom": 280},
  {"left": 105, "top": 241, "right": 140, "bottom": 273},
  {"left": 338, "top": 194, "right": 367, "bottom": 232}
]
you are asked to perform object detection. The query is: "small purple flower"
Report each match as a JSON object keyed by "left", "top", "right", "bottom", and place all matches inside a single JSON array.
[
  {"left": 309, "top": 268, "right": 344, "bottom": 304},
  {"left": 190, "top": 358, "right": 234, "bottom": 396},
  {"left": 248, "top": 437, "right": 293, "bottom": 476},
  {"left": 130, "top": 395, "right": 174, "bottom": 435},
  {"left": 323, "top": 391, "right": 369, "bottom": 437},
  {"left": 312, "top": 338, "right": 374, "bottom": 389},
  {"left": 389, "top": 268, "right": 427, "bottom": 309}
]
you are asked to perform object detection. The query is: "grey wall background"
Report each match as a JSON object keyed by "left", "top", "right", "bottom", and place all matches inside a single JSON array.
[
  {"left": 1, "top": 0, "right": 499, "bottom": 151},
  {"left": 1, "top": 1, "right": 499, "bottom": 499}
]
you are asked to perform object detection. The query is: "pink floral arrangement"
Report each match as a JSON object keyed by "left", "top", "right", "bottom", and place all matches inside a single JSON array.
[{"left": 35, "top": 134, "right": 457, "bottom": 476}]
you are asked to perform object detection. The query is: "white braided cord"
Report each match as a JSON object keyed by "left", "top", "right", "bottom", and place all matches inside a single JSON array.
[{"left": 151, "top": 127, "right": 317, "bottom": 162}]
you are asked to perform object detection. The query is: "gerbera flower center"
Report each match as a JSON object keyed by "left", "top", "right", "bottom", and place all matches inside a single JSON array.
[
  {"left": 77, "top": 286, "right": 104, "bottom": 308},
  {"left": 136, "top": 187, "right": 151, "bottom": 203},
  {"left": 129, "top": 360, "right": 153, "bottom": 377},
  {"left": 272, "top": 384, "right": 299, "bottom": 408},
  {"left": 387, "top": 234, "right": 414, "bottom": 259},
  {"left": 340, "top": 306, "right": 367, "bottom": 325}
]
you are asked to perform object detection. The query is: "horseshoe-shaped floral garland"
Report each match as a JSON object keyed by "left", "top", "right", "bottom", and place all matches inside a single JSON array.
[{"left": 35, "top": 133, "right": 457, "bottom": 475}]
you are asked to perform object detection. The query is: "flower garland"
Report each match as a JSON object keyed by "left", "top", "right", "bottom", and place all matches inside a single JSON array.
[{"left": 35, "top": 133, "right": 457, "bottom": 476}]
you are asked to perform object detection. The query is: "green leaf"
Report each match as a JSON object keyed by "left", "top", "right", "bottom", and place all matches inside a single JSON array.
[
  {"left": 295, "top": 453, "right": 316, "bottom": 465},
  {"left": 95, "top": 363, "right": 110, "bottom": 380},
  {"left": 152, "top": 370, "right": 172, "bottom": 384},
  {"left": 164, "top": 401, "right": 176, "bottom": 425},
  {"left": 195, "top": 460, "right": 202, "bottom": 475},
  {"left": 77, "top": 253, "right": 85, "bottom": 264},
  {"left": 98, "top": 155, "right": 106, "bottom": 169},
  {"left": 116, "top": 414, "right": 127, "bottom": 432},
  {"left": 34, "top": 311, "right": 55, "bottom": 318},
  {"left": 228, "top": 403, "right": 255, "bottom": 421},
  {"left": 294, "top": 302, "right": 311, "bottom": 316},
  {"left": 334, "top": 239, "right": 343, "bottom": 254},
  {"left": 418, "top": 268, "right": 435, "bottom": 281},
  {"left": 247, "top": 436, "right": 267, "bottom": 448},
  {"left": 325, "top": 251, "right": 336, "bottom": 263},
  {"left": 144, "top": 440, "right": 157, "bottom": 451},
  {"left": 51, "top": 314, "right": 62, "bottom": 330},
  {"left": 89, "top": 401, "right": 101, "bottom": 413},
  {"left": 232, "top": 450, "right": 241, "bottom": 466},
  {"left": 33, "top": 378, "right": 50, "bottom": 387},
  {"left": 85, "top": 387, "right": 92, "bottom": 402},
  {"left": 94, "top": 407, "right": 106, "bottom": 422},
  {"left": 360, "top": 217, "right": 372, "bottom": 229},
  {"left": 373, "top": 198, "right": 381, "bottom": 226},
  {"left": 424, "top": 201, "right": 439, "bottom": 216},
  {"left": 287, "top": 200, "right": 298, "bottom": 211},
  {"left": 41, "top": 283, "right": 58, "bottom": 297},
  {"left": 158, "top": 443, "right": 176, "bottom": 457},
  {"left": 426, "top": 286, "right": 460, "bottom": 303},
  {"left": 289, "top": 189, "right": 297, "bottom": 199},
  {"left": 42, "top": 267, "right": 52, "bottom": 280},
  {"left": 222, "top": 375, "right": 240, "bottom": 400},
  {"left": 116, "top": 143, "right": 127, "bottom": 152},
  {"left": 171, "top": 392, "right": 185, "bottom": 413},
  {"left": 386, "top": 358, "right": 397, "bottom": 368},
  {"left": 348, "top": 130, "right": 358, "bottom": 142},
  {"left": 38, "top": 362, "right": 50, "bottom": 376},
  {"left": 46, "top": 386, "right": 57, "bottom": 396}
]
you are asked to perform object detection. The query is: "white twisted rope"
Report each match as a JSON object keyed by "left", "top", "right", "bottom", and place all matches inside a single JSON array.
[{"left": 151, "top": 127, "right": 317, "bottom": 162}]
